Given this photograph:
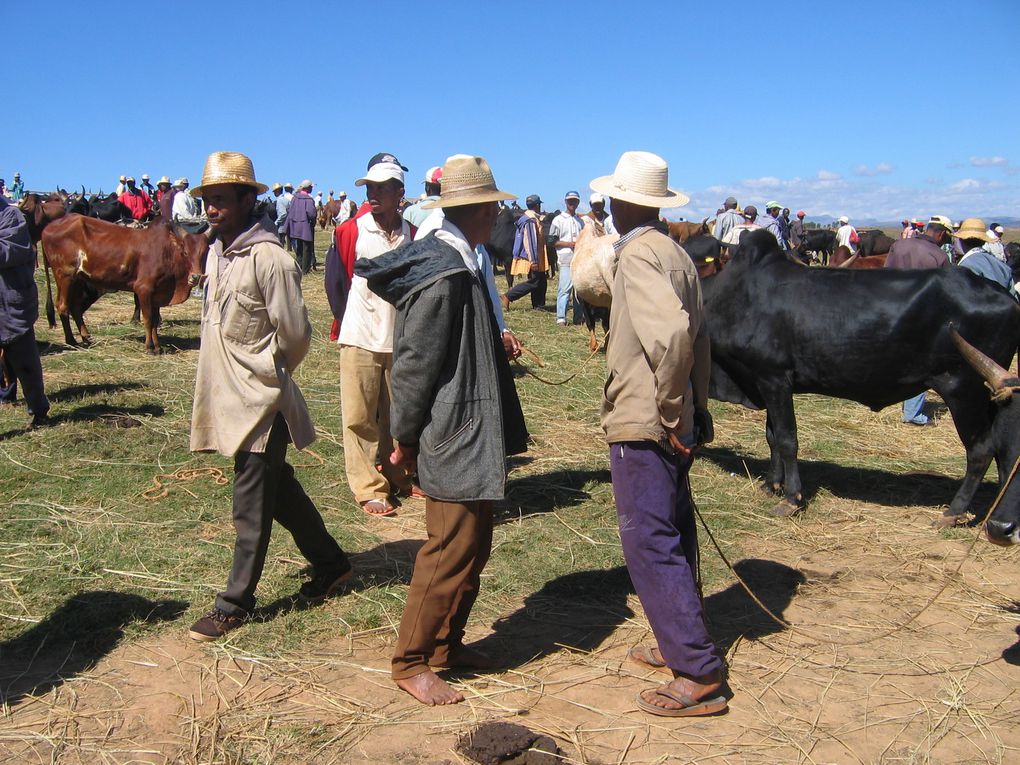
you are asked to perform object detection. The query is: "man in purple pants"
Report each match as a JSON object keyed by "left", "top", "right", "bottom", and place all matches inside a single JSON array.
[{"left": 590, "top": 151, "right": 726, "bottom": 717}]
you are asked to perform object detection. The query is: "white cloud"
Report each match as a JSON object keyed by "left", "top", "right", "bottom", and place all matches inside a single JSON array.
[
  {"left": 970, "top": 156, "right": 1008, "bottom": 167},
  {"left": 673, "top": 173, "right": 1020, "bottom": 223},
  {"left": 948, "top": 178, "right": 980, "bottom": 191},
  {"left": 817, "top": 169, "right": 841, "bottom": 180},
  {"left": 854, "top": 163, "right": 894, "bottom": 177}
]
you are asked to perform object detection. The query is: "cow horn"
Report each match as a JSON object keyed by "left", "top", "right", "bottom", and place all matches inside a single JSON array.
[
  {"left": 839, "top": 251, "right": 858, "bottom": 268},
  {"left": 950, "top": 327, "right": 1012, "bottom": 392}
]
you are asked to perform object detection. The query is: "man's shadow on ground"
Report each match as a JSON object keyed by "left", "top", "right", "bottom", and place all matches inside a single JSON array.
[
  {"left": 0, "top": 402, "right": 166, "bottom": 442},
  {"left": 255, "top": 539, "right": 426, "bottom": 621},
  {"left": 467, "top": 558, "right": 804, "bottom": 670},
  {"left": 0, "top": 591, "right": 186, "bottom": 709},
  {"left": 496, "top": 467, "right": 612, "bottom": 523}
]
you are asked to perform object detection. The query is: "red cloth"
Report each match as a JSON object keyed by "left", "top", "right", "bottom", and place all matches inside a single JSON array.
[{"left": 119, "top": 190, "right": 152, "bottom": 220}]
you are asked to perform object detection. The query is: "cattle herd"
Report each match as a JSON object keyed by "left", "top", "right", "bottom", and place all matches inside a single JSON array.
[{"left": 12, "top": 188, "right": 1020, "bottom": 548}]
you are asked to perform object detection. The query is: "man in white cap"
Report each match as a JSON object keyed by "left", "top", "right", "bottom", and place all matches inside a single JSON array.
[
  {"left": 172, "top": 178, "right": 206, "bottom": 232},
  {"left": 760, "top": 201, "right": 784, "bottom": 247},
  {"left": 188, "top": 151, "right": 352, "bottom": 642},
  {"left": 589, "top": 150, "right": 726, "bottom": 718},
  {"left": 402, "top": 166, "right": 443, "bottom": 228},
  {"left": 119, "top": 176, "right": 153, "bottom": 221},
  {"left": 140, "top": 174, "right": 156, "bottom": 199},
  {"left": 335, "top": 153, "right": 415, "bottom": 517},
  {"left": 835, "top": 215, "right": 858, "bottom": 254},
  {"left": 584, "top": 193, "right": 616, "bottom": 235},
  {"left": 356, "top": 153, "right": 527, "bottom": 706},
  {"left": 549, "top": 190, "right": 587, "bottom": 325},
  {"left": 116, "top": 175, "right": 126, "bottom": 196},
  {"left": 285, "top": 180, "right": 317, "bottom": 273},
  {"left": 270, "top": 183, "right": 286, "bottom": 244},
  {"left": 985, "top": 222, "right": 1006, "bottom": 261},
  {"left": 334, "top": 190, "right": 355, "bottom": 224}
]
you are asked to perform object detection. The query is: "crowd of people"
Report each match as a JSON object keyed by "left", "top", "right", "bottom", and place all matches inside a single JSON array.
[{"left": 1, "top": 152, "right": 1017, "bottom": 720}]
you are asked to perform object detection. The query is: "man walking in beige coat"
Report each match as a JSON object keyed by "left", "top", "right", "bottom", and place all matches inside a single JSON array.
[{"left": 187, "top": 151, "right": 352, "bottom": 642}]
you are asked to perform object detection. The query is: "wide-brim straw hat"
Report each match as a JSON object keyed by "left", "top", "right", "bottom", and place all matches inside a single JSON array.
[
  {"left": 191, "top": 151, "right": 269, "bottom": 197},
  {"left": 422, "top": 155, "right": 516, "bottom": 209},
  {"left": 954, "top": 217, "right": 994, "bottom": 242},
  {"left": 590, "top": 151, "right": 689, "bottom": 209},
  {"left": 157, "top": 176, "right": 171, "bottom": 185}
]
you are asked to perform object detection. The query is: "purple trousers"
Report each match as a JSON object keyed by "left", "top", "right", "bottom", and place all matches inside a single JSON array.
[{"left": 610, "top": 441, "right": 721, "bottom": 678}]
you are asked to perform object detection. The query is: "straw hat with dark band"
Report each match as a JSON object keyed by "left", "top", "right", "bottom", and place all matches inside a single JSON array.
[
  {"left": 422, "top": 155, "right": 515, "bottom": 209},
  {"left": 590, "top": 151, "right": 689, "bottom": 209},
  {"left": 191, "top": 151, "right": 269, "bottom": 197}
]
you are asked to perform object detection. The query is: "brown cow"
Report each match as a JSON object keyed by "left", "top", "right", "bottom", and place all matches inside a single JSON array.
[
  {"left": 667, "top": 218, "right": 710, "bottom": 244},
  {"left": 318, "top": 199, "right": 342, "bottom": 229},
  {"left": 17, "top": 193, "right": 67, "bottom": 246},
  {"left": 40, "top": 214, "right": 209, "bottom": 353},
  {"left": 830, "top": 245, "right": 887, "bottom": 269}
]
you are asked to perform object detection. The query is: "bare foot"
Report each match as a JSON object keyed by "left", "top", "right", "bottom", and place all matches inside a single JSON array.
[
  {"left": 361, "top": 499, "right": 396, "bottom": 517},
  {"left": 638, "top": 671, "right": 724, "bottom": 713},
  {"left": 395, "top": 670, "right": 464, "bottom": 705}
]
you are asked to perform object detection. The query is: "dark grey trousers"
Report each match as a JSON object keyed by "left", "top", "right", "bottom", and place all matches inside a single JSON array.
[
  {"left": 293, "top": 238, "right": 314, "bottom": 274},
  {"left": 216, "top": 413, "right": 346, "bottom": 615},
  {"left": 0, "top": 328, "right": 49, "bottom": 417}
]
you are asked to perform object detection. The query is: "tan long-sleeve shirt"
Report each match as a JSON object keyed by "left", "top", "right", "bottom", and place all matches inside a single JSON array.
[{"left": 602, "top": 225, "right": 709, "bottom": 445}]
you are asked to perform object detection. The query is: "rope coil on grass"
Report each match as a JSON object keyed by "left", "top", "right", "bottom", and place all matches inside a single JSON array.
[{"left": 142, "top": 449, "right": 326, "bottom": 500}]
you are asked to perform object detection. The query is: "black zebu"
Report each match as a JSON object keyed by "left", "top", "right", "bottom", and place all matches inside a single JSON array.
[{"left": 702, "top": 230, "right": 1020, "bottom": 541}]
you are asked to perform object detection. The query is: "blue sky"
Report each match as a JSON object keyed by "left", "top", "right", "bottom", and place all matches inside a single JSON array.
[{"left": 5, "top": 0, "right": 1019, "bottom": 222}]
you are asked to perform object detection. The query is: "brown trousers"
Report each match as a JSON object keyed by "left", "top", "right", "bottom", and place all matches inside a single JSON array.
[{"left": 391, "top": 498, "right": 493, "bottom": 679}]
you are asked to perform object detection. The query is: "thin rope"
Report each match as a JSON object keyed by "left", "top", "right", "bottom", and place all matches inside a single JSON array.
[
  {"left": 693, "top": 452, "right": 1020, "bottom": 647},
  {"left": 513, "top": 334, "right": 607, "bottom": 386}
]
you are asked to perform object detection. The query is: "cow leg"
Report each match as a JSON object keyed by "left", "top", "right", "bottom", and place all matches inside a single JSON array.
[
  {"left": 932, "top": 377, "right": 996, "bottom": 520},
  {"left": 137, "top": 292, "right": 161, "bottom": 354},
  {"left": 131, "top": 294, "right": 141, "bottom": 324},
  {"left": 66, "top": 282, "right": 93, "bottom": 347},
  {"left": 758, "top": 379, "right": 803, "bottom": 516}
]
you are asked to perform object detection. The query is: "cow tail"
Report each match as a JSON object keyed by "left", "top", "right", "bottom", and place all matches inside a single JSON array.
[{"left": 43, "top": 248, "right": 56, "bottom": 328}]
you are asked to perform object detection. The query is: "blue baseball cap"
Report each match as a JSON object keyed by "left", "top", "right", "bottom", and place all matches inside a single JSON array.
[{"left": 565, "top": 190, "right": 581, "bottom": 200}]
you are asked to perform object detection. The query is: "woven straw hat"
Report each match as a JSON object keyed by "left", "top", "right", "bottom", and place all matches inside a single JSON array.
[
  {"left": 191, "top": 151, "right": 269, "bottom": 197},
  {"left": 590, "top": 151, "right": 689, "bottom": 209},
  {"left": 157, "top": 176, "right": 171, "bottom": 185},
  {"left": 422, "top": 155, "right": 515, "bottom": 209},
  {"left": 954, "top": 217, "right": 994, "bottom": 242}
]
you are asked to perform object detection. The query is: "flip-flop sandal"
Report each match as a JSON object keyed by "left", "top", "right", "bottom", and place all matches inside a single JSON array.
[
  {"left": 361, "top": 499, "right": 396, "bottom": 517},
  {"left": 635, "top": 686, "right": 728, "bottom": 717},
  {"left": 628, "top": 646, "right": 672, "bottom": 675}
]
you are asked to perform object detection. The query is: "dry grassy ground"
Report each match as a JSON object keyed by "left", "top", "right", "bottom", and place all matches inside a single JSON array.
[{"left": 1, "top": 229, "right": 1018, "bottom": 764}]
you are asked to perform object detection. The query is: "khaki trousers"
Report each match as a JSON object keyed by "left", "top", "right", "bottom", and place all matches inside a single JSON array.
[
  {"left": 391, "top": 498, "right": 493, "bottom": 679},
  {"left": 339, "top": 345, "right": 409, "bottom": 503}
]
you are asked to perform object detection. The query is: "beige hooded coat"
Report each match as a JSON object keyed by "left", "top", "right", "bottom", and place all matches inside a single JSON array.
[{"left": 190, "top": 216, "right": 315, "bottom": 456}]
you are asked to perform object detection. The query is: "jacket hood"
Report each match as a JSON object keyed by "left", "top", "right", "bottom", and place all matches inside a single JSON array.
[
  {"left": 356, "top": 232, "right": 470, "bottom": 307},
  {"left": 223, "top": 214, "right": 280, "bottom": 255}
]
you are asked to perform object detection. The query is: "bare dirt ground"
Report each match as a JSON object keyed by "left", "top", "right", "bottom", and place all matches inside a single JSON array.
[
  {"left": 3, "top": 490, "right": 1018, "bottom": 764},
  {"left": 3, "top": 273, "right": 1019, "bottom": 763}
]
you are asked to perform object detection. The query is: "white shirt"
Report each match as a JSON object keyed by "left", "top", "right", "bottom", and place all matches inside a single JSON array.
[
  {"left": 335, "top": 198, "right": 353, "bottom": 223},
  {"left": 836, "top": 224, "right": 857, "bottom": 252},
  {"left": 173, "top": 190, "right": 202, "bottom": 222},
  {"left": 337, "top": 214, "right": 410, "bottom": 352},
  {"left": 549, "top": 212, "right": 585, "bottom": 266}
]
